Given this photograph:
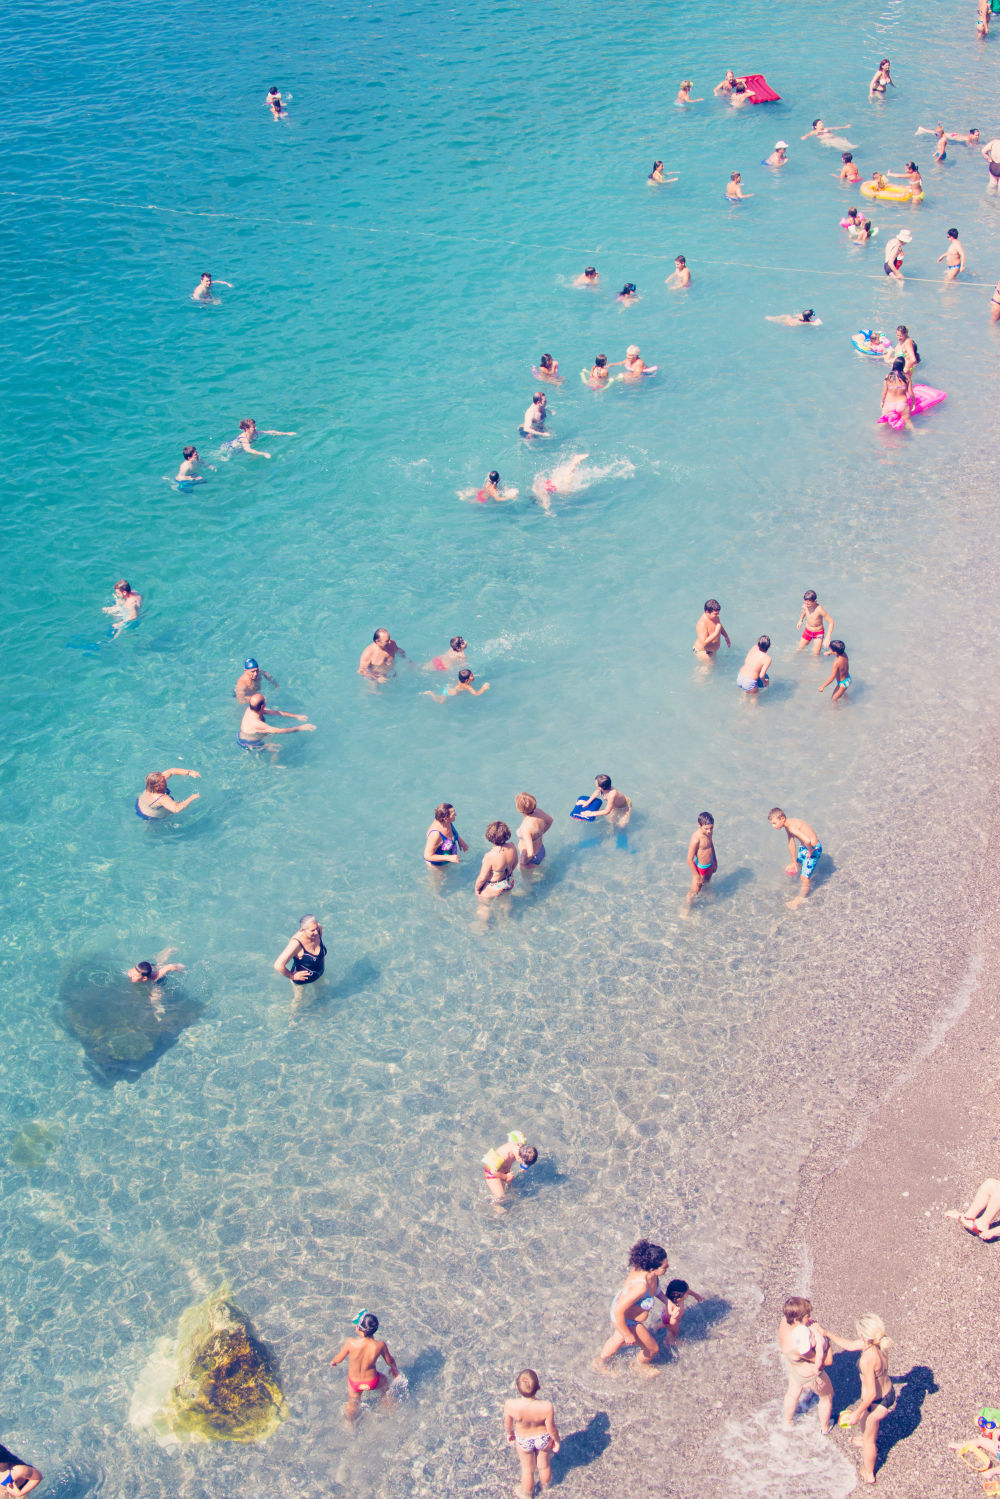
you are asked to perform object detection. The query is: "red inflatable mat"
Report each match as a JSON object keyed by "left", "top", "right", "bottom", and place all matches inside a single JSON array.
[{"left": 740, "top": 74, "right": 781, "bottom": 103}]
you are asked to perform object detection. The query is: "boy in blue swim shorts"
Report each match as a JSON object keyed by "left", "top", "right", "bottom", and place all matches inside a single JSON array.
[{"left": 769, "top": 808, "right": 822, "bottom": 906}]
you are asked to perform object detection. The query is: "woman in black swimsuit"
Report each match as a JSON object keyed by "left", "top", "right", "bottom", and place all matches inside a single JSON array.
[
  {"left": 273, "top": 915, "right": 326, "bottom": 991},
  {"left": 827, "top": 1314, "right": 896, "bottom": 1485}
]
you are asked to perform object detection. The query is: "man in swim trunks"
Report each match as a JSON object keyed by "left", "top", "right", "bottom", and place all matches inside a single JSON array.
[
  {"left": 713, "top": 69, "right": 736, "bottom": 94},
  {"left": 191, "top": 272, "right": 232, "bottom": 303},
  {"left": 666, "top": 254, "right": 691, "bottom": 288},
  {"left": 686, "top": 812, "right": 717, "bottom": 904},
  {"left": 522, "top": 392, "right": 548, "bottom": 436},
  {"left": 329, "top": 1311, "right": 400, "bottom": 1423},
  {"left": 0, "top": 1442, "right": 42, "bottom": 1495},
  {"left": 573, "top": 266, "right": 599, "bottom": 286},
  {"left": 726, "top": 172, "right": 753, "bottom": 200},
  {"left": 174, "top": 445, "right": 208, "bottom": 482},
  {"left": 982, "top": 138, "right": 1000, "bottom": 190},
  {"left": 127, "top": 950, "right": 184, "bottom": 984},
  {"left": 693, "top": 599, "right": 731, "bottom": 661},
  {"left": 358, "top": 627, "right": 406, "bottom": 681},
  {"left": 504, "top": 1369, "right": 561, "bottom": 1499},
  {"left": 515, "top": 793, "right": 553, "bottom": 870},
  {"left": 234, "top": 657, "right": 278, "bottom": 700},
  {"left": 482, "top": 1131, "right": 538, "bottom": 1201},
  {"left": 769, "top": 807, "right": 822, "bottom": 904},
  {"left": 237, "top": 695, "right": 315, "bottom": 751},
  {"left": 796, "top": 590, "right": 834, "bottom": 654},
  {"left": 589, "top": 774, "right": 631, "bottom": 826},
  {"left": 737, "top": 636, "right": 771, "bottom": 695},
  {"left": 938, "top": 227, "right": 966, "bottom": 280},
  {"left": 103, "top": 578, "right": 142, "bottom": 633},
  {"left": 882, "top": 227, "right": 911, "bottom": 280},
  {"left": 475, "top": 821, "right": 518, "bottom": 910}
]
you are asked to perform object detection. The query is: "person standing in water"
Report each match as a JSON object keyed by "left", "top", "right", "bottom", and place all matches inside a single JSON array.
[
  {"left": 515, "top": 793, "right": 553, "bottom": 870},
  {"left": 938, "top": 227, "right": 966, "bottom": 280},
  {"left": 191, "top": 272, "right": 233, "bottom": 302},
  {"left": 588, "top": 774, "right": 632, "bottom": 827},
  {"left": 828, "top": 1314, "right": 896, "bottom": 1486},
  {"left": 765, "top": 141, "right": 789, "bottom": 167},
  {"left": 273, "top": 915, "right": 326, "bottom": 991},
  {"left": 819, "top": 640, "right": 851, "bottom": 700},
  {"left": 474, "top": 821, "right": 518, "bottom": 907},
  {"left": 135, "top": 768, "right": 201, "bottom": 820},
  {"left": 103, "top": 578, "right": 142, "bottom": 633},
  {"left": 504, "top": 1370, "right": 561, "bottom": 1499},
  {"left": 0, "top": 1441, "right": 42, "bottom": 1496},
  {"left": 424, "top": 803, "right": 468, "bottom": 867},
  {"left": 482, "top": 1131, "right": 538, "bottom": 1201},
  {"left": 769, "top": 808, "right": 822, "bottom": 903},
  {"left": 234, "top": 657, "right": 278, "bottom": 700},
  {"left": 778, "top": 1296, "right": 834, "bottom": 1431},
  {"left": 686, "top": 812, "right": 717, "bottom": 904},
  {"left": 693, "top": 599, "right": 731, "bottom": 662},
  {"left": 237, "top": 694, "right": 315, "bottom": 751},
  {"left": 174, "top": 445, "right": 208, "bottom": 483},
  {"left": 868, "top": 58, "right": 894, "bottom": 97},
  {"left": 726, "top": 172, "right": 753, "bottom": 200},
  {"left": 666, "top": 254, "right": 691, "bottom": 288},
  {"left": 358, "top": 627, "right": 407, "bottom": 682},
  {"left": 796, "top": 590, "right": 834, "bottom": 654},
  {"left": 737, "top": 636, "right": 771, "bottom": 694},
  {"left": 596, "top": 1239, "right": 671, "bottom": 1376},
  {"left": 675, "top": 80, "right": 703, "bottom": 104},
  {"left": 329, "top": 1311, "right": 400, "bottom": 1423},
  {"left": 521, "top": 392, "right": 549, "bottom": 436}
]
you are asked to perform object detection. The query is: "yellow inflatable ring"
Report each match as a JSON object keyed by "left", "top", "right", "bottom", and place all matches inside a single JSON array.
[{"left": 860, "top": 179, "right": 924, "bottom": 203}]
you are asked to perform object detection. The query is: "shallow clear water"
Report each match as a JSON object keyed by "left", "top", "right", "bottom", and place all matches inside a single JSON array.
[{"left": 3, "top": 0, "right": 1000, "bottom": 1493}]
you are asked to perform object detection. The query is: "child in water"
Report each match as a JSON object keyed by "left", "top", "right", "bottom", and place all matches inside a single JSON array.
[
  {"left": 424, "top": 667, "right": 489, "bottom": 701},
  {"left": 818, "top": 640, "right": 851, "bottom": 700},
  {"left": 503, "top": 1370, "right": 561, "bottom": 1499},
  {"left": 685, "top": 812, "right": 717, "bottom": 904},
  {"left": 662, "top": 1279, "right": 706, "bottom": 1348},
  {"left": 329, "top": 1311, "right": 400, "bottom": 1422}
]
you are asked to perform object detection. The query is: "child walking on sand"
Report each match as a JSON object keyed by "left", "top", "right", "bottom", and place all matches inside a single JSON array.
[
  {"left": 819, "top": 640, "right": 851, "bottom": 700},
  {"left": 797, "top": 590, "right": 835, "bottom": 654},
  {"left": 329, "top": 1311, "right": 400, "bottom": 1421},
  {"left": 504, "top": 1370, "right": 561, "bottom": 1497},
  {"left": 686, "top": 813, "right": 718, "bottom": 903}
]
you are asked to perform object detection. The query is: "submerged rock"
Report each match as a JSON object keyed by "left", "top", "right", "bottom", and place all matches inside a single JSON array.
[
  {"left": 58, "top": 957, "right": 204, "bottom": 1084},
  {"left": 7, "top": 1120, "right": 61, "bottom": 1169},
  {"left": 132, "top": 1285, "right": 284, "bottom": 1444}
]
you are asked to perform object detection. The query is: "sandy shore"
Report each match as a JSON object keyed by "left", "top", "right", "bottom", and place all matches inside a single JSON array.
[{"left": 745, "top": 897, "right": 1000, "bottom": 1494}]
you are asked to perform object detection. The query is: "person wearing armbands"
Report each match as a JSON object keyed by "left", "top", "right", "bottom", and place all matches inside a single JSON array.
[{"left": 482, "top": 1130, "right": 538, "bottom": 1201}]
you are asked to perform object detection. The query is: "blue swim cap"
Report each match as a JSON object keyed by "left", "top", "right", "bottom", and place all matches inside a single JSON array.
[{"left": 244, "top": 658, "right": 258, "bottom": 670}]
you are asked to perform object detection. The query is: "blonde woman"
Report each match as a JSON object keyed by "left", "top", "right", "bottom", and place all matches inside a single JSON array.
[{"left": 830, "top": 1313, "right": 895, "bottom": 1485}]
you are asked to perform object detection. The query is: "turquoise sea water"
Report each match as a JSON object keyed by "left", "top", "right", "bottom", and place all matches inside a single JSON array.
[{"left": 4, "top": 0, "right": 1000, "bottom": 1493}]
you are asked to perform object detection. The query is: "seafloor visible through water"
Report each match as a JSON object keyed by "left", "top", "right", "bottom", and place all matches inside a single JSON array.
[{"left": 2, "top": 0, "right": 999, "bottom": 1493}]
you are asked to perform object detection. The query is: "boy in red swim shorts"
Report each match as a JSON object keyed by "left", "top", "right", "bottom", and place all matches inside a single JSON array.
[
  {"left": 796, "top": 590, "right": 835, "bottom": 654},
  {"left": 330, "top": 1311, "right": 400, "bottom": 1421}
]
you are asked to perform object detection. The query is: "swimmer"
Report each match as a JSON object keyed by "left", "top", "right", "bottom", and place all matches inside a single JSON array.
[
  {"left": 622, "top": 345, "right": 649, "bottom": 377},
  {"left": 423, "top": 666, "right": 490, "bottom": 701},
  {"left": 264, "top": 87, "right": 284, "bottom": 109},
  {"left": 853, "top": 216, "right": 873, "bottom": 244},
  {"left": 693, "top": 598, "right": 731, "bottom": 661},
  {"left": 595, "top": 1239, "right": 670, "bottom": 1376},
  {"left": 982, "top": 138, "right": 1000, "bottom": 190},
  {"left": 818, "top": 639, "right": 851, "bottom": 700},
  {"left": 843, "top": 207, "right": 863, "bottom": 232},
  {"left": 515, "top": 793, "right": 553, "bottom": 870},
  {"left": 686, "top": 812, "right": 717, "bottom": 904},
  {"left": 880, "top": 357, "right": 914, "bottom": 430},
  {"left": 474, "top": 820, "right": 518, "bottom": 909},
  {"left": 647, "top": 160, "right": 678, "bottom": 184},
  {"left": 737, "top": 636, "right": 771, "bottom": 695},
  {"left": 802, "top": 118, "right": 852, "bottom": 143},
  {"left": 531, "top": 452, "right": 588, "bottom": 512},
  {"left": 869, "top": 58, "right": 894, "bottom": 97},
  {"left": 726, "top": 172, "right": 753, "bottom": 200},
  {"left": 713, "top": 69, "right": 737, "bottom": 95},
  {"left": 769, "top": 807, "right": 822, "bottom": 904},
  {"left": 226, "top": 417, "right": 296, "bottom": 459},
  {"left": 102, "top": 578, "right": 142, "bottom": 633},
  {"left": 268, "top": 94, "right": 287, "bottom": 119},
  {"left": 938, "top": 227, "right": 966, "bottom": 280},
  {"left": 0, "top": 1442, "right": 42, "bottom": 1496},
  {"left": 482, "top": 1132, "right": 538, "bottom": 1200},
  {"left": 666, "top": 254, "right": 691, "bottom": 288},
  {"left": 617, "top": 282, "right": 638, "bottom": 303},
  {"left": 886, "top": 161, "right": 923, "bottom": 193},
  {"left": 329, "top": 1311, "right": 400, "bottom": 1424},
  {"left": 586, "top": 355, "right": 611, "bottom": 388},
  {"left": 588, "top": 773, "right": 631, "bottom": 827},
  {"left": 535, "top": 352, "right": 562, "bottom": 384},
  {"left": 885, "top": 324, "right": 919, "bottom": 373},
  {"left": 945, "top": 127, "right": 980, "bottom": 144},
  {"left": 174, "top": 445, "right": 212, "bottom": 484},
  {"left": 521, "top": 391, "right": 550, "bottom": 436},
  {"left": 766, "top": 309, "right": 819, "bottom": 325},
  {"left": 358, "top": 627, "right": 407, "bottom": 682},
  {"left": 191, "top": 272, "right": 232, "bottom": 303},
  {"left": 273, "top": 915, "right": 326, "bottom": 990},
  {"left": 426, "top": 636, "right": 467, "bottom": 671},
  {"left": 662, "top": 1279, "right": 706, "bottom": 1348},
  {"left": 237, "top": 694, "right": 315, "bottom": 751},
  {"left": 882, "top": 227, "right": 911, "bottom": 281},
  {"left": 234, "top": 657, "right": 278, "bottom": 700},
  {"left": 675, "top": 80, "right": 703, "bottom": 104},
  {"left": 424, "top": 803, "right": 468, "bottom": 866},
  {"left": 463, "top": 468, "right": 517, "bottom": 503},
  {"left": 127, "top": 951, "right": 185, "bottom": 983},
  {"left": 573, "top": 265, "right": 599, "bottom": 287},
  {"left": 796, "top": 589, "right": 834, "bottom": 653},
  {"left": 135, "top": 767, "right": 201, "bottom": 821},
  {"left": 839, "top": 152, "right": 861, "bottom": 182},
  {"left": 730, "top": 81, "right": 752, "bottom": 108},
  {"left": 504, "top": 1370, "right": 560, "bottom": 1499},
  {"left": 764, "top": 140, "right": 789, "bottom": 166}
]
